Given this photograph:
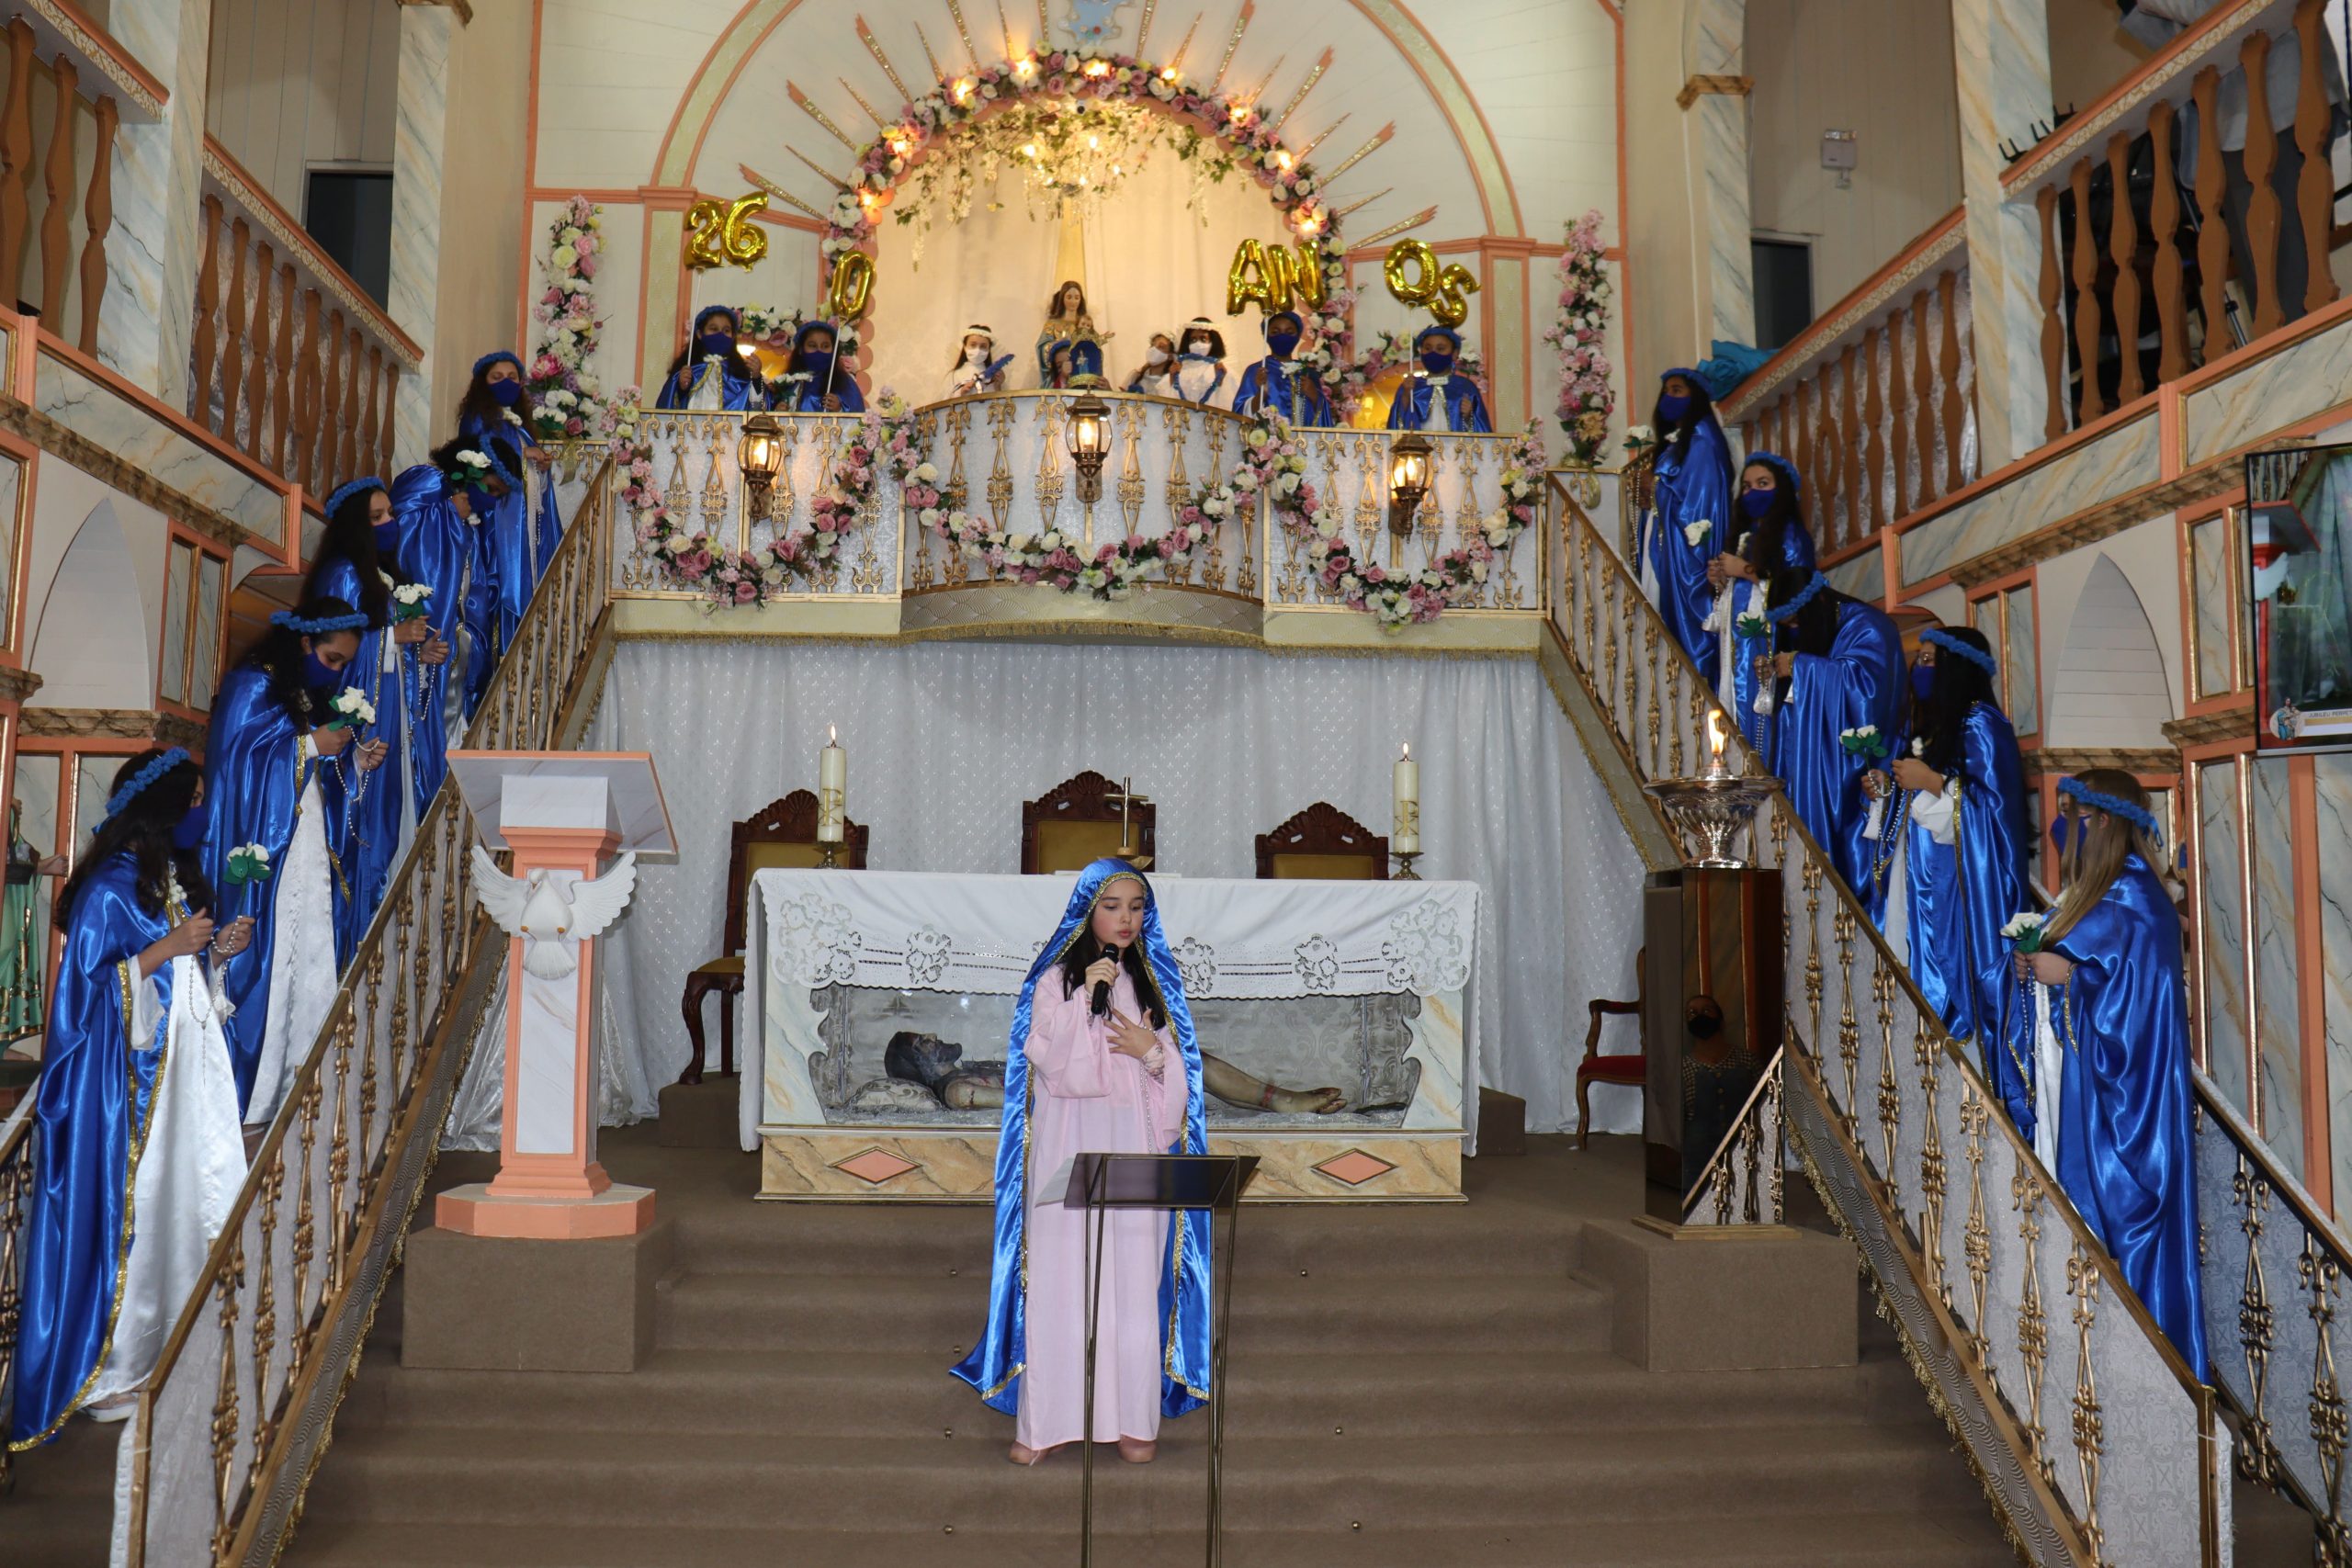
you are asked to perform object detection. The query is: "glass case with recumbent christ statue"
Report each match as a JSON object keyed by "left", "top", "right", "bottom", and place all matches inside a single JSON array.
[{"left": 742, "top": 868, "right": 1476, "bottom": 1202}]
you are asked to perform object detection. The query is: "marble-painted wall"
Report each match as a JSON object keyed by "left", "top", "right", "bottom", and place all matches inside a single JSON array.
[
  {"left": 2251, "top": 754, "right": 2303, "bottom": 1180},
  {"left": 2318, "top": 752, "right": 2352, "bottom": 1217},
  {"left": 1899, "top": 412, "right": 2159, "bottom": 586},
  {"left": 206, "top": 0, "right": 399, "bottom": 220},
  {"left": 2199, "top": 756, "right": 2250, "bottom": 1117}
]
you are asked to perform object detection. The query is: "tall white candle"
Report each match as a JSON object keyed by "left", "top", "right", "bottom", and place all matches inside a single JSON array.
[
  {"left": 1393, "top": 742, "right": 1419, "bottom": 855},
  {"left": 817, "top": 725, "right": 847, "bottom": 843}
]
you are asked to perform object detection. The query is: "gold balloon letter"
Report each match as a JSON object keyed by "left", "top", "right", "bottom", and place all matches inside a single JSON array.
[
  {"left": 684, "top": 193, "right": 771, "bottom": 271},
  {"left": 826, "top": 251, "right": 876, "bottom": 321},
  {"left": 1431, "top": 263, "right": 1481, "bottom": 329},
  {"left": 1227, "top": 239, "right": 1292, "bottom": 316},
  {"left": 683, "top": 199, "right": 727, "bottom": 270},
  {"left": 722, "top": 193, "right": 769, "bottom": 266},
  {"left": 1383, "top": 239, "right": 1441, "bottom": 308},
  {"left": 1286, "top": 238, "right": 1327, "bottom": 312}
]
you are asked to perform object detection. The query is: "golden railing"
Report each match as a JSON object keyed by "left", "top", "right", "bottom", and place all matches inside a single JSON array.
[
  {"left": 99, "top": 461, "right": 611, "bottom": 1565},
  {"left": 0, "top": 1100, "right": 28, "bottom": 1493},
  {"left": 1548, "top": 474, "right": 2229, "bottom": 1564},
  {"left": 1679, "top": 1045, "right": 1786, "bottom": 1229}
]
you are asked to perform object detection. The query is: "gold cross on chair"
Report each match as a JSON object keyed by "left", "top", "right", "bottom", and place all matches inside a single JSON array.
[{"left": 1107, "top": 776, "right": 1154, "bottom": 870}]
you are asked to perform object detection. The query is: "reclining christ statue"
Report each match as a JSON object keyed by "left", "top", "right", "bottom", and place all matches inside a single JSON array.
[{"left": 880, "top": 1030, "right": 1350, "bottom": 1115}]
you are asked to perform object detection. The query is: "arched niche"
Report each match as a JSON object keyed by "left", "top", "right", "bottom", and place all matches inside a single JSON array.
[
  {"left": 27, "top": 498, "right": 160, "bottom": 710},
  {"left": 2046, "top": 552, "right": 2174, "bottom": 749}
]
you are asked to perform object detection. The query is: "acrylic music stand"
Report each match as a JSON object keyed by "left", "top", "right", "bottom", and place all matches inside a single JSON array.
[{"left": 1057, "top": 1151, "right": 1259, "bottom": 1568}]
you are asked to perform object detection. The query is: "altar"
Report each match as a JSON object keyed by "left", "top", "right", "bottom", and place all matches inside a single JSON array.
[{"left": 740, "top": 869, "right": 1476, "bottom": 1201}]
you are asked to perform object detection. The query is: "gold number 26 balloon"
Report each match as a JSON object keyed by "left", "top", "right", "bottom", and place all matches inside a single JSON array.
[
  {"left": 1382, "top": 239, "right": 1480, "bottom": 328},
  {"left": 684, "top": 193, "right": 769, "bottom": 270}
]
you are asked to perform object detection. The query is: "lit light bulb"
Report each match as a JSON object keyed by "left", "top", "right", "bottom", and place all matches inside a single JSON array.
[
  {"left": 1088, "top": 134, "right": 1100, "bottom": 149},
  {"left": 1275, "top": 150, "right": 1293, "bottom": 170},
  {"left": 953, "top": 78, "right": 974, "bottom": 101},
  {"left": 1160, "top": 66, "right": 1178, "bottom": 81}
]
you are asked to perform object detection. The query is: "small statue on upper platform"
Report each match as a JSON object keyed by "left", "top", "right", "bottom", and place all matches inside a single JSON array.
[
  {"left": 1035, "top": 278, "right": 1097, "bottom": 388},
  {"left": 1386, "top": 325, "right": 1493, "bottom": 434},
  {"left": 1169, "top": 317, "right": 1227, "bottom": 406},
  {"left": 1232, "top": 309, "right": 1335, "bottom": 427},
  {"left": 944, "top": 324, "right": 1012, "bottom": 402}
]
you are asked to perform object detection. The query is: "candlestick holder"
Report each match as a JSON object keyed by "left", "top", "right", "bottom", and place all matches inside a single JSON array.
[
  {"left": 1392, "top": 849, "right": 1421, "bottom": 881},
  {"left": 817, "top": 840, "right": 842, "bottom": 870},
  {"left": 1642, "top": 742, "right": 1780, "bottom": 869}
]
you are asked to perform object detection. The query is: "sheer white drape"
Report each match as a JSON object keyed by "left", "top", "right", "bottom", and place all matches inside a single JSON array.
[
  {"left": 866, "top": 144, "right": 1292, "bottom": 396},
  {"left": 574, "top": 640, "right": 1645, "bottom": 1140}
]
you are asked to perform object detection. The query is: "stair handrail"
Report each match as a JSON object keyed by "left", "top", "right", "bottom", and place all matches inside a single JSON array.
[
  {"left": 1679, "top": 1043, "right": 1787, "bottom": 1227},
  {"left": 1549, "top": 476, "right": 2228, "bottom": 1565},
  {"left": 102, "top": 459, "right": 614, "bottom": 1566}
]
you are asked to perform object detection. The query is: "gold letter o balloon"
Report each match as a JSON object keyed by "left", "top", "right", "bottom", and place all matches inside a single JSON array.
[
  {"left": 827, "top": 251, "right": 875, "bottom": 321},
  {"left": 1383, "top": 239, "right": 1440, "bottom": 307}
]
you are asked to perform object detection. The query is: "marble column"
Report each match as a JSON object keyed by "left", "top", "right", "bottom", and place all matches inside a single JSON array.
[
  {"left": 99, "top": 0, "right": 211, "bottom": 402},
  {"left": 389, "top": 6, "right": 455, "bottom": 462},
  {"left": 1952, "top": 0, "right": 2053, "bottom": 467},
  {"left": 1684, "top": 0, "right": 1757, "bottom": 354}
]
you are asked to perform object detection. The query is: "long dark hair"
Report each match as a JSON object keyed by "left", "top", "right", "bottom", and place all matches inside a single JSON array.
[
  {"left": 1652, "top": 377, "right": 1716, "bottom": 454},
  {"left": 664, "top": 307, "right": 758, "bottom": 392},
  {"left": 947, "top": 331, "right": 996, "bottom": 372},
  {"left": 1045, "top": 278, "right": 1088, "bottom": 322},
  {"left": 303, "top": 483, "right": 395, "bottom": 626},
  {"left": 1056, "top": 926, "right": 1168, "bottom": 1030},
  {"left": 457, "top": 357, "right": 537, "bottom": 440},
  {"left": 785, "top": 323, "right": 840, "bottom": 380},
  {"left": 1768, "top": 566, "right": 1844, "bottom": 660},
  {"left": 1737, "top": 461, "right": 1808, "bottom": 576},
  {"left": 427, "top": 436, "right": 510, "bottom": 505},
  {"left": 1912, "top": 626, "right": 2002, "bottom": 779},
  {"left": 231, "top": 595, "right": 363, "bottom": 727},
  {"left": 57, "top": 747, "right": 214, "bottom": 928}
]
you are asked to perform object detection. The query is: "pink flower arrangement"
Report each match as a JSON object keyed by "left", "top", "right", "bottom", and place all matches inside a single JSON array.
[
  {"left": 1542, "top": 209, "right": 1616, "bottom": 465},
  {"left": 526, "top": 196, "right": 627, "bottom": 442}
]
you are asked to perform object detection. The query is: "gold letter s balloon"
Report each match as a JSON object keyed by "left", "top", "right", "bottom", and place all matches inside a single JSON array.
[
  {"left": 826, "top": 251, "right": 875, "bottom": 321},
  {"left": 1227, "top": 239, "right": 1291, "bottom": 316},
  {"left": 1431, "top": 263, "right": 1480, "bottom": 329}
]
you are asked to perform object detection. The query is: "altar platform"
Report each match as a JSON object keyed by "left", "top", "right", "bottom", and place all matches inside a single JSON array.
[
  {"left": 561, "top": 392, "right": 1556, "bottom": 654},
  {"left": 741, "top": 868, "right": 1476, "bottom": 1202}
]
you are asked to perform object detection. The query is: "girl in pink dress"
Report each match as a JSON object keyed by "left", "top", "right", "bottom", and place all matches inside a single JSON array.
[{"left": 953, "top": 860, "right": 1213, "bottom": 1466}]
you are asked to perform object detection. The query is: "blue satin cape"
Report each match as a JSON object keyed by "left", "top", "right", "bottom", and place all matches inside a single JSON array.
[
  {"left": 1232, "top": 359, "right": 1335, "bottom": 427},
  {"left": 389, "top": 464, "right": 481, "bottom": 800},
  {"left": 775, "top": 376, "right": 866, "bottom": 413},
  {"left": 310, "top": 556, "right": 406, "bottom": 963},
  {"left": 952, "top": 859, "right": 1213, "bottom": 1419},
  {"left": 1385, "top": 373, "right": 1492, "bottom": 434},
  {"left": 653, "top": 359, "right": 767, "bottom": 411},
  {"left": 1727, "top": 521, "right": 1818, "bottom": 752},
  {"left": 203, "top": 666, "right": 340, "bottom": 1113},
  {"left": 1642, "top": 417, "right": 1735, "bottom": 669},
  {"left": 7, "top": 855, "right": 170, "bottom": 1448},
  {"left": 1903, "top": 705, "right": 2033, "bottom": 1098},
  {"left": 459, "top": 415, "right": 566, "bottom": 650},
  {"left": 1770, "top": 597, "right": 1906, "bottom": 920},
  {"left": 2050, "top": 856, "right": 2209, "bottom": 1380}
]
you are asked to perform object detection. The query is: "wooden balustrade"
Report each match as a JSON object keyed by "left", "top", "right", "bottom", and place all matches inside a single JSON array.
[
  {"left": 1719, "top": 211, "right": 1975, "bottom": 553},
  {"left": 191, "top": 139, "right": 421, "bottom": 501},
  {"left": 2012, "top": 0, "right": 2338, "bottom": 436},
  {"left": 0, "top": 17, "right": 121, "bottom": 357}
]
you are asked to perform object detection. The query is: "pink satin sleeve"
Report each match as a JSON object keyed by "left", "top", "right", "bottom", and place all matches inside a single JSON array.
[
  {"left": 1023, "top": 976, "right": 1110, "bottom": 1100},
  {"left": 1146, "top": 1028, "right": 1191, "bottom": 1150}
]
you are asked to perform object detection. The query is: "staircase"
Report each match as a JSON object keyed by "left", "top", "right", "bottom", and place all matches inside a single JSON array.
[{"left": 276, "top": 1127, "right": 2013, "bottom": 1568}]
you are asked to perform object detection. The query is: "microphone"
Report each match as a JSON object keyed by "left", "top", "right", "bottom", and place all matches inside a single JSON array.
[{"left": 1091, "top": 943, "right": 1119, "bottom": 1018}]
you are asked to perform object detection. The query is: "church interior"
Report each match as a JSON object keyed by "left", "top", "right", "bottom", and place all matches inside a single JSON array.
[{"left": 1, "top": 0, "right": 2349, "bottom": 1563}]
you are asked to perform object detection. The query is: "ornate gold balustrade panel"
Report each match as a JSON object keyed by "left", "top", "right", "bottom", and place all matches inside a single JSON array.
[{"left": 1548, "top": 474, "right": 2228, "bottom": 1567}]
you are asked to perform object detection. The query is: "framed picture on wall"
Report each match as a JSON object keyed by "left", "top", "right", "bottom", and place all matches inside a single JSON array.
[{"left": 2246, "top": 444, "right": 2352, "bottom": 748}]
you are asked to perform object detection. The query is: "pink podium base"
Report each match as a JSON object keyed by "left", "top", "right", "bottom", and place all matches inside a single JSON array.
[{"left": 436, "top": 1180, "right": 659, "bottom": 1239}]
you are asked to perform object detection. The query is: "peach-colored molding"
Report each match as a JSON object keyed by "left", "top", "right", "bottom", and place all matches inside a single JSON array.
[
  {"left": 18, "top": 0, "right": 167, "bottom": 118},
  {"left": 2289, "top": 755, "right": 2331, "bottom": 1209}
]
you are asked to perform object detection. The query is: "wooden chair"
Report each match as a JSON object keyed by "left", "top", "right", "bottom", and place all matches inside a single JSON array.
[
  {"left": 1575, "top": 947, "right": 1645, "bottom": 1149},
  {"left": 678, "top": 790, "right": 868, "bottom": 1084},
  {"left": 1021, "top": 770, "right": 1156, "bottom": 874},
  {"left": 1254, "top": 801, "right": 1387, "bottom": 880}
]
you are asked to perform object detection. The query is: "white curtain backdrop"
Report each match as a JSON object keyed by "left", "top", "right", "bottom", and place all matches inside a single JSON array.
[
  {"left": 866, "top": 141, "right": 1294, "bottom": 397},
  {"left": 571, "top": 640, "right": 1646, "bottom": 1142}
]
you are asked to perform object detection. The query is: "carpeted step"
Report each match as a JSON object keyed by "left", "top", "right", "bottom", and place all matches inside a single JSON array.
[
  {"left": 650, "top": 1267, "right": 1611, "bottom": 1355},
  {"left": 341, "top": 1343, "right": 1939, "bottom": 1439},
  {"left": 291, "top": 1424, "right": 1992, "bottom": 1536},
  {"left": 281, "top": 1512, "right": 2020, "bottom": 1568},
  {"left": 1, "top": 1417, "right": 123, "bottom": 1568}
]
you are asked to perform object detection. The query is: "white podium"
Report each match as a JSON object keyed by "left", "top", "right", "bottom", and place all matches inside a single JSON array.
[{"left": 437, "top": 750, "right": 675, "bottom": 1239}]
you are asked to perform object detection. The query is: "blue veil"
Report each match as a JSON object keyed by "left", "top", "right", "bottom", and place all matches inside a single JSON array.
[{"left": 951, "top": 859, "right": 1213, "bottom": 1418}]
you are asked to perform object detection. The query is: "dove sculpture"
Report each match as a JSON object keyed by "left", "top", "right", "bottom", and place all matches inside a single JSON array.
[{"left": 470, "top": 845, "right": 638, "bottom": 979}]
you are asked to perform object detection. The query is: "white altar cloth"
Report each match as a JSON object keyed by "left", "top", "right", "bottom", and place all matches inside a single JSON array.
[{"left": 740, "top": 869, "right": 1480, "bottom": 1151}]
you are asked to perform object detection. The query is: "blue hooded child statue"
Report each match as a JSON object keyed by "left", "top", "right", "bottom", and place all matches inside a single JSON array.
[{"left": 952, "top": 860, "right": 1213, "bottom": 1450}]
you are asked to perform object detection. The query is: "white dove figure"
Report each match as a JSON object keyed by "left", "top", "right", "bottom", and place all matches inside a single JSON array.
[{"left": 470, "top": 846, "right": 638, "bottom": 979}]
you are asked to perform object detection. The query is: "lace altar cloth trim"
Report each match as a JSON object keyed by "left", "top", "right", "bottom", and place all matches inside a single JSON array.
[{"left": 752, "top": 869, "right": 1480, "bottom": 1000}]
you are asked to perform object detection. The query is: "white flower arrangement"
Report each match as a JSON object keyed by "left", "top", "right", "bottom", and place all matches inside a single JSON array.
[
  {"left": 2001, "top": 911, "right": 2049, "bottom": 953},
  {"left": 1837, "top": 725, "right": 1889, "bottom": 758},
  {"left": 329, "top": 688, "right": 377, "bottom": 730},
  {"left": 1681, "top": 518, "right": 1713, "bottom": 547},
  {"left": 390, "top": 581, "right": 434, "bottom": 623}
]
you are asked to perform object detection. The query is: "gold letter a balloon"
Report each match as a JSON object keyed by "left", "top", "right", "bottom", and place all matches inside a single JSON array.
[{"left": 1227, "top": 239, "right": 1292, "bottom": 316}]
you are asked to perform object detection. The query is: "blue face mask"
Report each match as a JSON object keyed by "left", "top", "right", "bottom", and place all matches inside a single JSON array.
[
  {"left": 1911, "top": 663, "right": 1936, "bottom": 701},
  {"left": 371, "top": 519, "right": 399, "bottom": 555},
  {"left": 302, "top": 649, "right": 343, "bottom": 691},
  {"left": 698, "top": 333, "right": 735, "bottom": 360},
  {"left": 2050, "top": 816, "right": 2073, "bottom": 855},
  {"left": 1268, "top": 332, "right": 1302, "bottom": 358},
  {"left": 489, "top": 378, "right": 524, "bottom": 406},
  {"left": 1739, "top": 486, "right": 1777, "bottom": 519},
  {"left": 799, "top": 350, "right": 834, "bottom": 379},
  {"left": 1420, "top": 350, "right": 1453, "bottom": 373},
  {"left": 1657, "top": 392, "right": 1690, "bottom": 423},
  {"left": 172, "top": 803, "right": 208, "bottom": 852}
]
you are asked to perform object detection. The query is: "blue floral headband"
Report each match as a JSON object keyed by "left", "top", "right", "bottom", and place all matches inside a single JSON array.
[
  {"left": 105, "top": 748, "right": 191, "bottom": 819},
  {"left": 1922, "top": 626, "right": 1998, "bottom": 675},
  {"left": 325, "top": 477, "right": 386, "bottom": 515},
  {"left": 1746, "top": 450, "right": 1802, "bottom": 500},
  {"left": 1767, "top": 570, "right": 1828, "bottom": 624},
  {"left": 2057, "top": 777, "right": 2163, "bottom": 840},
  {"left": 472, "top": 349, "right": 523, "bottom": 378},
  {"left": 271, "top": 607, "right": 369, "bottom": 636}
]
